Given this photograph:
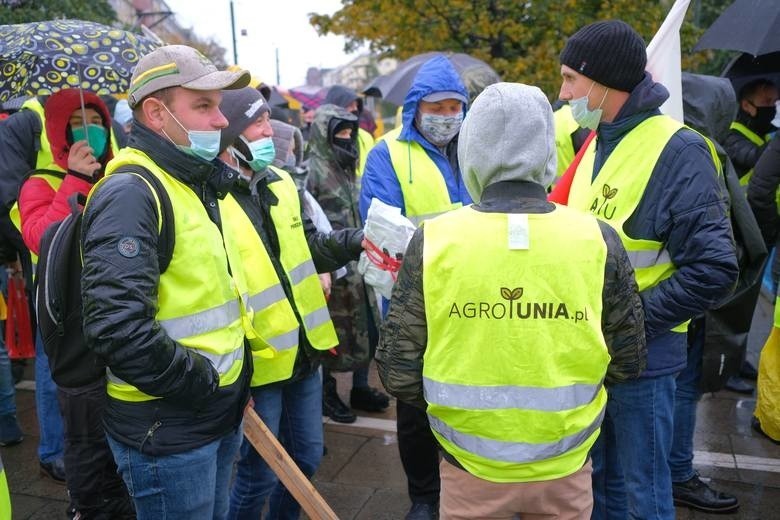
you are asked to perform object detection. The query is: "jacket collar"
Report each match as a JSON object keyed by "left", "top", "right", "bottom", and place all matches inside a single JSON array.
[
  {"left": 127, "top": 122, "right": 221, "bottom": 188},
  {"left": 474, "top": 181, "right": 554, "bottom": 214}
]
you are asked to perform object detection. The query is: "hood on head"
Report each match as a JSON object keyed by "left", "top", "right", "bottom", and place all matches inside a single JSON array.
[
  {"left": 270, "top": 119, "right": 304, "bottom": 168},
  {"left": 400, "top": 55, "right": 468, "bottom": 139},
  {"left": 458, "top": 82, "right": 556, "bottom": 202},
  {"left": 308, "top": 104, "right": 358, "bottom": 163},
  {"left": 43, "top": 89, "right": 113, "bottom": 171},
  {"left": 324, "top": 85, "right": 363, "bottom": 114},
  {"left": 681, "top": 72, "right": 736, "bottom": 144}
]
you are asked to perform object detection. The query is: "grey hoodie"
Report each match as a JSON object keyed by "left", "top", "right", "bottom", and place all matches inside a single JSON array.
[{"left": 458, "top": 82, "right": 557, "bottom": 202}]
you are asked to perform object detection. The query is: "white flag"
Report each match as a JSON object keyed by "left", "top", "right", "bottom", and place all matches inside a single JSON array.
[{"left": 646, "top": 0, "right": 691, "bottom": 123}]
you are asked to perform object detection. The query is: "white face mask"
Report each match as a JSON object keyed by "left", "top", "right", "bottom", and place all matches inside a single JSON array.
[
  {"left": 569, "top": 81, "right": 609, "bottom": 130},
  {"left": 161, "top": 104, "right": 221, "bottom": 162},
  {"left": 772, "top": 100, "right": 780, "bottom": 129}
]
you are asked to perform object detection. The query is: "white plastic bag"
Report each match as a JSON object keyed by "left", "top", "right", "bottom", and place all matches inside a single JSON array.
[{"left": 358, "top": 198, "right": 417, "bottom": 299}]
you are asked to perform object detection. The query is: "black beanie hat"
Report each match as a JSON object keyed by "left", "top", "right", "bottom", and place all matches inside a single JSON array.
[
  {"left": 560, "top": 20, "right": 647, "bottom": 92},
  {"left": 219, "top": 87, "right": 271, "bottom": 153}
]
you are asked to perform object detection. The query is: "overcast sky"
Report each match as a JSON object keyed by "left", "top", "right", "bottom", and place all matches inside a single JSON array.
[{"left": 162, "top": 0, "right": 364, "bottom": 87}]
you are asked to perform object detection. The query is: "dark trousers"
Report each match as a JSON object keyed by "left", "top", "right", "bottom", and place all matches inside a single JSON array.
[
  {"left": 396, "top": 399, "right": 440, "bottom": 505},
  {"left": 57, "top": 378, "right": 134, "bottom": 519}
]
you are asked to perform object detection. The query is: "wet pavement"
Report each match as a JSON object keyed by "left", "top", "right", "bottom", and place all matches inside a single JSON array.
[{"left": 3, "top": 293, "right": 780, "bottom": 519}]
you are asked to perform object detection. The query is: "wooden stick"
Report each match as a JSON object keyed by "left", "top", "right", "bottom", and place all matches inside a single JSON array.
[{"left": 242, "top": 407, "right": 339, "bottom": 520}]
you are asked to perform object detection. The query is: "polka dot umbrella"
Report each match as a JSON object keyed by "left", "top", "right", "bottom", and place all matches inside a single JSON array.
[{"left": 0, "top": 19, "right": 162, "bottom": 103}]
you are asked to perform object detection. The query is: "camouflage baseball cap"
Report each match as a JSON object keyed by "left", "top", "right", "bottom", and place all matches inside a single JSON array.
[{"left": 128, "top": 45, "right": 250, "bottom": 108}]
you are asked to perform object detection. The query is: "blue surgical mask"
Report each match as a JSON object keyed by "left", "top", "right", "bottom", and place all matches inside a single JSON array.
[
  {"left": 570, "top": 81, "right": 609, "bottom": 130},
  {"left": 71, "top": 124, "right": 108, "bottom": 158},
  {"left": 418, "top": 112, "right": 463, "bottom": 147},
  {"left": 237, "top": 136, "right": 276, "bottom": 172},
  {"left": 161, "top": 104, "right": 221, "bottom": 162}
]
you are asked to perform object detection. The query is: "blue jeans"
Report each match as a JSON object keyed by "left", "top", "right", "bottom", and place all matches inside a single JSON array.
[
  {"left": 670, "top": 322, "right": 703, "bottom": 483},
  {"left": 35, "top": 330, "right": 64, "bottom": 463},
  {"left": 228, "top": 370, "right": 323, "bottom": 520},
  {"left": 591, "top": 375, "right": 677, "bottom": 520},
  {"left": 0, "top": 270, "right": 15, "bottom": 417},
  {"left": 108, "top": 427, "right": 243, "bottom": 520}
]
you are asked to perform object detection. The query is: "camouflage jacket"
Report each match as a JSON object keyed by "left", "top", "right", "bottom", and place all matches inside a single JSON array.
[{"left": 306, "top": 104, "right": 380, "bottom": 370}]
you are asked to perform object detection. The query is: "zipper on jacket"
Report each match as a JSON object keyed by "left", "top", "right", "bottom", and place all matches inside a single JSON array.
[{"left": 139, "top": 420, "right": 161, "bottom": 453}]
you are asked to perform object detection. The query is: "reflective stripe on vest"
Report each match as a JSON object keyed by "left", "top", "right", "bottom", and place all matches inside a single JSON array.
[
  {"left": 356, "top": 127, "right": 374, "bottom": 181},
  {"left": 730, "top": 121, "right": 768, "bottom": 187},
  {"left": 10, "top": 171, "right": 65, "bottom": 268},
  {"left": 381, "top": 127, "right": 461, "bottom": 226},
  {"left": 554, "top": 104, "right": 579, "bottom": 178},
  {"left": 97, "top": 148, "right": 251, "bottom": 402},
  {"left": 422, "top": 206, "right": 610, "bottom": 482},
  {"left": 243, "top": 166, "right": 338, "bottom": 386},
  {"left": 568, "top": 115, "right": 691, "bottom": 333}
]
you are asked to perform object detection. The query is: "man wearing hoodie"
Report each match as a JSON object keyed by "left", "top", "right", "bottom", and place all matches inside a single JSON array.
[
  {"left": 361, "top": 55, "right": 470, "bottom": 520},
  {"left": 377, "top": 82, "right": 646, "bottom": 520},
  {"left": 215, "top": 87, "right": 364, "bottom": 520},
  {"left": 559, "top": 20, "right": 739, "bottom": 519}
]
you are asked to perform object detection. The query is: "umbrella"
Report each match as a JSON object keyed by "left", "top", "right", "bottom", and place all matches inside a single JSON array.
[
  {"left": 721, "top": 51, "right": 780, "bottom": 96},
  {"left": 693, "top": 0, "right": 780, "bottom": 56},
  {"left": 363, "top": 51, "right": 500, "bottom": 105},
  {"left": 286, "top": 85, "right": 330, "bottom": 110},
  {"left": 0, "top": 19, "right": 161, "bottom": 103}
]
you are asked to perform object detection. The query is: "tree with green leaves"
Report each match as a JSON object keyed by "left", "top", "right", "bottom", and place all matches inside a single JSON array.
[
  {"left": 0, "top": 0, "right": 116, "bottom": 25},
  {"left": 311, "top": 0, "right": 729, "bottom": 99}
]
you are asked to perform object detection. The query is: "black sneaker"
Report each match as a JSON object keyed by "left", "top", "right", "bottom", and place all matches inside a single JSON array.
[
  {"left": 0, "top": 414, "right": 23, "bottom": 446},
  {"left": 405, "top": 502, "right": 439, "bottom": 520},
  {"left": 350, "top": 386, "right": 390, "bottom": 412},
  {"left": 39, "top": 458, "right": 66, "bottom": 484},
  {"left": 672, "top": 474, "right": 739, "bottom": 514}
]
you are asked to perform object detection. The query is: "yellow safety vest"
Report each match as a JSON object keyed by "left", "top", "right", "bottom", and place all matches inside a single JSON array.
[
  {"left": 569, "top": 115, "right": 703, "bottom": 333},
  {"left": 9, "top": 171, "right": 64, "bottom": 267},
  {"left": 422, "top": 205, "right": 610, "bottom": 482},
  {"left": 356, "top": 127, "right": 375, "bottom": 181},
  {"left": 95, "top": 147, "right": 256, "bottom": 402},
  {"left": 381, "top": 127, "right": 461, "bottom": 226},
  {"left": 554, "top": 104, "right": 580, "bottom": 179},
  {"left": 240, "top": 166, "right": 338, "bottom": 386},
  {"left": 729, "top": 121, "right": 768, "bottom": 187},
  {"left": 0, "top": 454, "right": 10, "bottom": 519}
]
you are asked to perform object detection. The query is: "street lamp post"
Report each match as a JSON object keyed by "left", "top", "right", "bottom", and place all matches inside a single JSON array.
[{"left": 229, "top": 0, "right": 238, "bottom": 65}]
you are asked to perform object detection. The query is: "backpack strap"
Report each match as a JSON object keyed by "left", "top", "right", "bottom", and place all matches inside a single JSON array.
[{"left": 111, "top": 165, "right": 175, "bottom": 273}]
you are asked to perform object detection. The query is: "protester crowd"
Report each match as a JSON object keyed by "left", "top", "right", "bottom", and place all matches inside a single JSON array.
[{"left": 0, "top": 15, "right": 778, "bottom": 520}]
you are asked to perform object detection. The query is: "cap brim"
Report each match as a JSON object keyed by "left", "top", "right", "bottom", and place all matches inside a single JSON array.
[
  {"left": 422, "top": 91, "right": 468, "bottom": 104},
  {"left": 182, "top": 69, "right": 251, "bottom": 92}
]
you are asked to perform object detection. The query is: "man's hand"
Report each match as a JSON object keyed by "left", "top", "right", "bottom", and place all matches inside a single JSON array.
[{"left": 68, "top": 140, "right": 101, "bottom": 178}]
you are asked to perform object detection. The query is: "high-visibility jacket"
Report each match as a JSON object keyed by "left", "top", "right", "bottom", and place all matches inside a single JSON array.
[
  {"left": 99, "top": 148, "right": 257, "bottom": 402},
  {"left": 554, "top": 104, "right": 580, "bottom": 178},
  {"left": 0, "top": 454, "right": 9, "bottom": 519},
  {"left": 569, "top": 115, "right": 699, "bottom": 333},
  {"left": 241, "top": 166, "right": 338, "bottom": 386},
  {"left": 381, "top": 127, "right": 461, "bottom": 226},
  {"left": 422, "top": 205, "right": 610, "bottom": 482},
  {"left": 729, "top": 121, "right": 769, "bottom": 187},
  {"left": 356, "top": 127, "right": 375, "bottom": 181}
]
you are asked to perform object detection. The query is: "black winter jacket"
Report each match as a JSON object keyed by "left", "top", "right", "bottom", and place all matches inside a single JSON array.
[
  {"left": 81, "top": 122, "right": 250, "bottom": 455},
  {"left": 723, "top": 111, "right": 769, "bottom": 180}
]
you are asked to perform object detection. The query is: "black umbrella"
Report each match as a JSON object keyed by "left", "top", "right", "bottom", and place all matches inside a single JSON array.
[
  {"left": 363, "top": 51, "right": 500, "bottom": 105},
  {"left": 694, "top": 0, "right": 780, "bottom": 56},
  {"left": 722, "top": 51, "right": 780, "bottom": 96}
]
